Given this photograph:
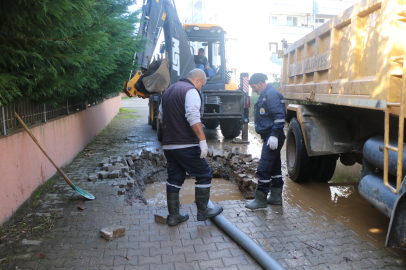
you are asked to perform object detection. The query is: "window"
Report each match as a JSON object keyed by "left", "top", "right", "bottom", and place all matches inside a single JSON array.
[
  {"left": 315, "top": 18, "right": 325, "bottom": 24},
  {"left": 269, "top": 15, "right": 278, "bottom": 25},
  {"left": 269, "top": 42, "right": 278, "bottom": 53},
  {"left": 287, "top": 16, "right": 298, "bottom": 26}
]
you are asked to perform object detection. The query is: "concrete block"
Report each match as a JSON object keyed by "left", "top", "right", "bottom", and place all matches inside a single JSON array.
[
  {"left": 154, "top": 211, "right": 169, "bottom": 224},
  {"left": 97, "top": 171, "right": 109, "bottom": 179},
  {"left": 208, "top": 145, "right": 214, "bottom": 157},
  {"left": 127, "top": 181, "right": 134, "bottom": 188},
  {"left": 129, "top": 170, "right": 135, "bottom": 177},
  {"left": 99, "top": 157, "right": 110, "bottom": 167},
  {"left": 126, "top": 157, "right": 134, "bottom": 166},
  {"left": 117, "top": 188, "right": 126, "bottom": 195},
  {"left": 238, "top": 174, "right": 247, "bottom": 180},
  {"left": 99, "top": 224, "right": 125, "bottom": 241},
  {"left": 109, "top": 170, "right": 121, "bottom": 179},
  {"left": 222, "top": 150, "right": 233, "bottom": 160},
  {"left": 22, "top": 239, "right": 42, "bottom": 245},
  {"left": 243, "top": 178, "right": 251, "bottom": 186},
  {"left": 213, "top": 148, "right": 223, "bottom": 157},
  {"left": 118, "top": 181, "right": 127, "bottom": 188},
  {"left": 88, "top": 173, "right": 98, "bottom": 182},
  {"left": 102, "top": 164, "right": 112, "bottom": 171},
  {"left": 121, "top": 166, "right": 129, "bottom": 173}
]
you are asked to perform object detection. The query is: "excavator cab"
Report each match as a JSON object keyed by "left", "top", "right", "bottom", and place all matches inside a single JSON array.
[{"left": 184, "top": 24, "right": 238, "bottom": 91}]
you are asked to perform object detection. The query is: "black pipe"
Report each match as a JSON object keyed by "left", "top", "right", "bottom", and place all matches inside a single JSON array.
[{"left": 208, "top": 200, "right": 285, "bottom": 270}]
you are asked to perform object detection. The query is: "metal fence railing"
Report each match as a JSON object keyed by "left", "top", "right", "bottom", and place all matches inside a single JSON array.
[{"left": 0, "top": 94, "right": 119, "bottom": 136}]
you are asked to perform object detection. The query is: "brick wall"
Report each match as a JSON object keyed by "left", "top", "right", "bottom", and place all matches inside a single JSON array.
[{"left": 0, "top": 96, "right": 121, "bottom": 225}]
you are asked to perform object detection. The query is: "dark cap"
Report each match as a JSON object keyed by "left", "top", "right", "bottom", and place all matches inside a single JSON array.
[
  {"left": 249, "top": 73, "right": 268, "bottom": 85},
  {"left": 198, "top": 48, "right": 205, "bottom": 53}
]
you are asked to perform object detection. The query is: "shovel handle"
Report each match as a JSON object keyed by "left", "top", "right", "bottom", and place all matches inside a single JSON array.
[{"left": 15, "top": 112, "right": 74, "bottom": 187}]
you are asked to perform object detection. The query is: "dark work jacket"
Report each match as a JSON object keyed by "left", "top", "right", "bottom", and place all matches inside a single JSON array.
[
  {"left": 161, "top": 78, "right": 202, "bottom": 145},
  {"left": 254, "top": 83, "right": 286, "bottom": 140},
  {"left": 194, "top": 55, "right": 209, "bottom": 66}
]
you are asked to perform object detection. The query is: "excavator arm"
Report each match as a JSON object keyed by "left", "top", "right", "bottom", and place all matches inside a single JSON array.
[{"left": 124, "top": 0, "right": 196, "bottom": 98}]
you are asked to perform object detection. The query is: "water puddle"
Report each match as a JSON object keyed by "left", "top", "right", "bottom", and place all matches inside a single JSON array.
[{"left": 144, "top": 177, "right": 242, "bottom": 206}]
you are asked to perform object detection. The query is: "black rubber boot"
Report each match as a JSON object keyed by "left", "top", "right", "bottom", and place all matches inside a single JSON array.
[
  {"left": 245, "top": 190, "right": 268, "bottom": 209},
  {"left": 195, "top": 187, "right": 223, "bottom": 221},
  {"left": 267, "top": 187, "right": 283, "bottom": 205},
  {"left": 167, "top": 193, "right": 189, "bottom": 226}
]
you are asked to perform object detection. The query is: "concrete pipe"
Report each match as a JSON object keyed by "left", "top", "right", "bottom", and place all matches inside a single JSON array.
[{"left": 208, "top": 200, "right": 285, "bottom": 270}]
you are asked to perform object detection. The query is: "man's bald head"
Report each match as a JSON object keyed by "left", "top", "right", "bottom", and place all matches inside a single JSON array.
[{"left": 187, "top": 69, "right": 207, "bottom": 91}]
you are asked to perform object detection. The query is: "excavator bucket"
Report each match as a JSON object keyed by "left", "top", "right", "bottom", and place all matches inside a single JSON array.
[{"left": 142, "top": 57, "right": 170, "bottom": 93}]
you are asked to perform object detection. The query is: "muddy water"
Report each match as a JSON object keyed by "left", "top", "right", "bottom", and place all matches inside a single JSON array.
[
  {"left": 203, "top": 124, "right": 405, "bottom": 251},
  {"left": 144, "top": 177, "right": 243, "bottom": 206}
]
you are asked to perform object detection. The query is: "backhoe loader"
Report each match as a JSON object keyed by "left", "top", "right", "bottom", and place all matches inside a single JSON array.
[{"left": 123, "top": 0, "right": 250, "bottom": 140}]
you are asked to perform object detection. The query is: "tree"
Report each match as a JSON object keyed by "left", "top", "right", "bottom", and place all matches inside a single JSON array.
[{"left": 0, "top": 0, "right": 146, "bottom": 106}]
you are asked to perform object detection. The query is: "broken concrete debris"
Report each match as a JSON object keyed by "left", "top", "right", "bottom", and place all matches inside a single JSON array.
[
  {"left": 154, "top": 210, "right": 169, "bottom": 224},
  {"left": 99, "top": 224, "right": 125, "bottom": 241},
  {"left": 95, "top": 147, "right": 258, "bottom": 198},
  {"left": 88, "top": 173, "right": 98, "bottom": 182}
]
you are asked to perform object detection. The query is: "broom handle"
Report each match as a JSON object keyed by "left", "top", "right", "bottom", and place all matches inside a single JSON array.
[{"left": 15, "top": 112, "right": 74, "bottom": 187}]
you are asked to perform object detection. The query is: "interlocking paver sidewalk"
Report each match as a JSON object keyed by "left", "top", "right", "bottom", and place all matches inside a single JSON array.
[{"left": 0, "top": 99, "right": 406, "bottom": 270}]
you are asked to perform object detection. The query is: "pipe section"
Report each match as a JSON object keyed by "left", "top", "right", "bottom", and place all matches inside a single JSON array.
[
  {"left": 208, "top": 200, "right": 285, "bottom": 270},
  {"left": 358, "top": 174, "right": 396, "bottom": 218}
]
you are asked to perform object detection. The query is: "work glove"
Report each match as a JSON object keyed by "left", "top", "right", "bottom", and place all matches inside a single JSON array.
[
  {"left": 199, "top": 140, "right": 208, "bottom": 158},
  {"left": 267, "top": 136, "right": 278, "bottom": 150}
]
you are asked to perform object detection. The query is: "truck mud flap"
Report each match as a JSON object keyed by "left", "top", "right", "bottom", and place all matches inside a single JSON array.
[{"left": 386, "top": 179, "right": 406, "bottom": 248}]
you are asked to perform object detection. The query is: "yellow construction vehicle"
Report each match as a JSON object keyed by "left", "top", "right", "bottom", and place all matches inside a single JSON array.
[{"left": 123, "top": 0, "right": 250, "bottom": 140}]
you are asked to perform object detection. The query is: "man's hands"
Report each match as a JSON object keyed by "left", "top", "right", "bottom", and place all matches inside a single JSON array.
[
  {"left": 205, "top": 65, "right": 210, "bottom": 70},
  {"left": 199, "top": 140, "right": 208, "bottom": 158},
  {"left": 267, "top": 136, "right": 278, "bottom": 150}
]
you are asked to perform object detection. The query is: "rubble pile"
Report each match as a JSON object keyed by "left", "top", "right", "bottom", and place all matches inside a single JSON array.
[
  {"left": 90, "top": 146, "right": 258, "bottom": 200},
  {"left": 206, "top": 145, "right": 259, "bottom": 199}
]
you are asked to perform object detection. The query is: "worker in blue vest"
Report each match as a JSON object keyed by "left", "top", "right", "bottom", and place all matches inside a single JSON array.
[{"left": 246, "top": 73, "right": 286, "bottom": 209}]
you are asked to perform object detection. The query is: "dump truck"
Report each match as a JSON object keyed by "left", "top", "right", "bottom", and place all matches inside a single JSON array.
[
  {"left": 123, "top": 0, "right": 250, "bottom": 140},
  {"left": 279, "top": 0, "right": 406, "bottom": 248}
]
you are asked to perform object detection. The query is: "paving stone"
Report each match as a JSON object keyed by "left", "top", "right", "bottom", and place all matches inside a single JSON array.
[
  {"left": 109, "top": 170, "right": 121, "bottom": 178},
  {"left": 88, "top": 173, "right": 98, "bottom": 181},
  {"left": 100, "top": 224, "right": 126, "bottom": 241},
  {"left": 98, "top": 171, "right": 110, "bottom": 179},
  {"left": 155, "top": 211, "right": 168, "bottom": 224}
]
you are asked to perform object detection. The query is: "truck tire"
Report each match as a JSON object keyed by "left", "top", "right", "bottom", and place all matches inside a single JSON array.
[
  {"left": 312, "top": 155, "right": 338, "bottom": 182},
  {"left": 220, "top": 119, "right": 241, "bottom": 139},
  {"left": 286, "top": 117, "right": 316, "bottom": 182},
  {"left": 203, "top": 119, "right": 219, "bottom": 130}
]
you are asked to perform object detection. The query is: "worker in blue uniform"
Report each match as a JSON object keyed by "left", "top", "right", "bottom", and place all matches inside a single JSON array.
[{"left": 246, "top": 73, "right": 286, "bottom": 209}]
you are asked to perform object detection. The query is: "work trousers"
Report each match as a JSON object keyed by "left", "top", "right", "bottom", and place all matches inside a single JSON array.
[
  {"left": 256, "top": 133, "right": 286, "bottom": 193},
  {"left": 196, "top": 64, "right": 215, "bottom": 77},
  {"left": 164, "top": 146, "right": 212, "bottom": 193}
]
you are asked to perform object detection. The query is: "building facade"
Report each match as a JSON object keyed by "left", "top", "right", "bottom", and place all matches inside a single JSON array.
[{"left": 184, "top": 0, "right": 358, "bottom": 81}]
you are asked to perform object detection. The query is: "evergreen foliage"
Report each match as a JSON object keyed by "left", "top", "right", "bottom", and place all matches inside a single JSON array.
[{"left": 0, "top": 0, "right": 146, "bottom": 106}]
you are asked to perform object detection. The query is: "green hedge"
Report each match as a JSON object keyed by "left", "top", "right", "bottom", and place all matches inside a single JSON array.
[{"left": 0, "top": 0, "right": 146, "bottom": 106}]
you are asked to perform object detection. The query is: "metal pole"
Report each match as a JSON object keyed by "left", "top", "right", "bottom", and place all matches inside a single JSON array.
[
  {"left": 44, "top": 104, "right": 47, "bottom": 123},
  {"left": 1, "top": 106, "right": 6, "bottom": 136},
  {"left": 242, "top": 122, "right": 249, "bottom": 142},
  {"left": 207, "top": 200, "right": 285, "bottom": 270},
  {"left": 67, "top": 99, "right": 70, "bottom": 115}
]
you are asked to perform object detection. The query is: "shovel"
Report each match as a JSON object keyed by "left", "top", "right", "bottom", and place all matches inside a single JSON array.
[{"left": 15, "top": 112, "right": 95, "bottom": 200}]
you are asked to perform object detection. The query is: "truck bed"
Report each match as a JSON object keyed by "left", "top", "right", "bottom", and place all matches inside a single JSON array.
[{"left": 280, "top": 0, "right": 406, "bottom": 117}]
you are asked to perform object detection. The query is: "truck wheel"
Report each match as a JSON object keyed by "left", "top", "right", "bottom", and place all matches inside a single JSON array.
[
  {"left": 203, "top": 119, "right": 219, "bottom": 130},
  {"left": 312, "top": 155, "right": 338, "bottom": 182},
  {"left": 220, "top": 119, "right": 241, "bottom": 139},
  {"left": 286, "top": 117, "right": 315, "bottom": 182}
]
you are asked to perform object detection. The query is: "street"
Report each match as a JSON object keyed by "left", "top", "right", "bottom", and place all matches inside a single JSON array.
[{"left": 0, "top": 97, "right": 405, "bottom": 270}]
